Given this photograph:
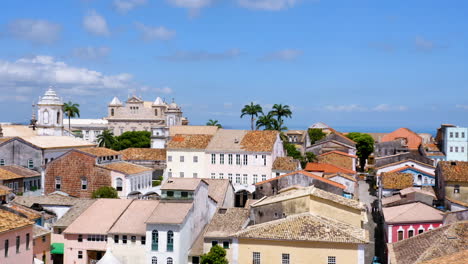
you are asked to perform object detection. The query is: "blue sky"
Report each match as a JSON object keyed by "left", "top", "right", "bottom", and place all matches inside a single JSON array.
[{"left": 1, "top": 0, "right": 467, "bottom": 132}]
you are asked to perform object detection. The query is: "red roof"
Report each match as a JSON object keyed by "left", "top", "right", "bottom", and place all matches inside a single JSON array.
[
  {"left": 381, "top": 128, "right": 422, "bottom": 150},
  {"left": 255, "top": 170, "right": 346, "bottom": 190},
  {"left": 304, "top": 162, "right": 356, "bottom": 174},
  {"left": 318, "top": 150, "right": 357, "bottom": 159}
]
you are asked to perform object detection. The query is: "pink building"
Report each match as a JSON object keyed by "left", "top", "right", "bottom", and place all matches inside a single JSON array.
[
  {"left": 33, "top": 225, "right": 51, "bottom": 264},
  {"left": 0, "top": 209, "right": 34, "bottom": 264},
  {"left": 383, "top": 202, "right": 444, "bottom": 243}
]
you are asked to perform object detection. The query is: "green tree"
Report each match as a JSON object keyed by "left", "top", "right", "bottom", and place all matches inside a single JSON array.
[
  {"left": 206, "top": 119, "right": 222, "bottom": 128},
  {"left": 346, "top": 132, "right": 375, "bottom": 171},
  {"left": 97, "top": 130, "right": 116, "bottom": 148},
  {"left": 241, "top": 102, "right": 263, "bottom": 130},
  {"left": 256, "top": 113, "right": 277, "bottom": 130},
  {"left": 284, "top": 143, "right": 302, "bottom": 160},
  {"left": 270, "top": 104, "right": 292, "bottom": 128},
  {"left": 201, "top": 245, "right": 229, "bottom": 264},
  {"left": 308, "top": 128, "right": 326, "bottom": 144},
  {"left": 305, "top": 152, "right": 317, "bottom": 162},
  {"left": 112, "top": 131, "right": 151, "bottom": 150},
  {"left": 63, "top": 101, "right": 80, "bottom": 132},
  {"left": 92, "top": 186, "right": 118, "bottom": 198}
]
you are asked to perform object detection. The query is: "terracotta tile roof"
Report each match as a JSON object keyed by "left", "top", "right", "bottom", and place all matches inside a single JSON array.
[
  {"left": 189, "top": 224, "right": 209, "bottom": 256},
  {"left": 99, "top": 161, "right": 153, "bottom": 175},
  {"left": 255, "top": 170, "right": 346, "bottom": 190},
  {"left": 381, "top": 172, "right": 414, "bottom": 189},
  {"left": 240, "top": 130, "right": 278, "bottom": 152},
  {"left": 13, "top": 193, "right": 78, "bottom": 207},
  {"left": 387, "top": 165, "right": 435, "bottom": 177},
  {"left": 400, "top": 187, "right": 436, "bottom": 197},
  {"left": 387, "top": 221, "right": 468, "bottom": 264},
  {"left": 205, "top": 208, "right": 250, "bottom": 237},
  {"left": 233, "top": 212, "right": 368, "bottom": 243},
  {"left": 1, "top": 203, "right": 41, "bottom": 220},
  {"left": 272, "top": 157, "right": 300, "bottom": 171},
  {"left": 78, "top": 147, "right": 120, "bottom": 157},
  {"left": 419, "top": 250, "right": 468, "bottom": 264},
  {"left": 252, "top": 185, "right": 364, "bottom": 210},
  {"left": 53, "top": 199, "right": 96, "bottom": 228},
  {"left": 109, "top": 200, "right": 160, "bottom": 235},
  {"left": 120, "top": 148, "right": 166, "bottom": 161},
  {"left": 318, "top": 150, "right": 357, "bottom": 158},
  {"left": 0, "top": 167, "right": 27, "bottom": 180},
  {"left": 324, "top": 173, "right": 357, "bottom": 182},
  {"left": 381, "top": 128, "right": 422, "bottom": 150},
  {"left": 203, "top": 179, "right": 232, "bottom": 205},
  {"left": 423, "top": 143, "right": 441, "bottom": 152},
  {"left": 0, "top": 165, "right": 40, "bottom": 178},
  {"left": 168, "top": 134, "right": 213, "bottom": 150},
  {"left": 376, "top": 159, "right": 435, "bottom": 170},
  {"left": 146, "top": 201, "right": 193, "bottom": 224},
  {"left": 0, "top": 208, "right": 34, "bottom": 234},
  {"left": 305, "top": 162, "right": 356, "bottom": 174},
  {"left": 0, "top": 185, "right": 11, "bottom": 196},
  {"left": 383, "top": 202, "right": 444, "bottom": 224},
  {"left": 33, "top": 225, "right": 51, "bottom": 238},
  {"left": 446, "top": 197, "right": 468, "bottom": 207},
  {"left": 438, "top": 161, "right": 468, "bottom": 183},
  {"left": 161, "top": 178, "right": 205, "bottom": 191},
  {"left": 169, "top": 125, "right": 219, "bottom": 137}
]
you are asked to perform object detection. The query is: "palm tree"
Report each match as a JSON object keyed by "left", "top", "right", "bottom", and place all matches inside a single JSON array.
[
  {"left": 206, "top": 119, "right": 222, "bottom": 128},
  {"left": 97, "top": 130, "right": 116, "bottom": 148},
  {"left": 63, "top": 101, "right": 80, "bottom": 132},
  {"left": 270, "top": 104, "right": 292, "bottom": 127},
  {"left": 256, "top": 113, "right": 276, "bottom": 130},
  {"left": 240, "top": 102, "right": 263, "bottom": 130}
]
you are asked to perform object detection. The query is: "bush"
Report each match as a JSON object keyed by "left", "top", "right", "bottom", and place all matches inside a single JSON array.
[
  {"left": 201, "top": 245, "right": 229, "bottom": 264},
  {"left": 92, "top": 186, "right": 118, "bottom": 199},
  {"left": 152, "top": 180, "right": 161, "bottom": 187}
]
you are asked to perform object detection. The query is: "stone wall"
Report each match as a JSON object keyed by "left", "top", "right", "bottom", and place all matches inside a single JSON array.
[{"left": 0, "top": 139, "right": 42, "bottom": 171}]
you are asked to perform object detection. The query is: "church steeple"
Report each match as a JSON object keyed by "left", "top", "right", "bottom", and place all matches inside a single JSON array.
[{"left": 36, "top": 87, "right": 64, "bottom": 136}]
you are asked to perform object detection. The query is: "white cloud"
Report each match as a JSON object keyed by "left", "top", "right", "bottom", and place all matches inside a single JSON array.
[
  {"left": 238, "top": 0, "right": 300, "bottom": 11},
  {"left": 83, "top": 10, "right": 110, "bottom": 36},
  {"left": 323, "top": 104, "right": 367, "bottom": 112},
  {"left": 135, "top": 22, "right": 176, "bottom": 41},
  {"left": 323, "top": 104, "right": 408, "bottom": 112},
  {"left": 72, "top": 46, "right": 111, "bottom": 60},
  {"left": 113, "top": 0, "right": 147, "bottom": 13},
  {"left": 166, "top": 0, "right": 213, "bottom": 17},
  {"left": 456, "top": 104, "right": 468, "bottom": 110},
  {"left": 7, "top": 19, "right": 61, "bottom": 44},
  {"left": 157, "top": 49, "right": 241, "bottom": 62},
  {"left": 261, "top": 49, "right": 303, "bottom": 61},
  {"left": 415, "top": 36, "right": 435, "bottom": 52},
  {"left": 373, "top": 104, "right": 408, "bottom": 112}
]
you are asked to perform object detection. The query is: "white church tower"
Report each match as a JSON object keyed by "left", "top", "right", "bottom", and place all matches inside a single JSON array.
[{"left": 36, "top": 87, "right": 64, "bottom": 136}]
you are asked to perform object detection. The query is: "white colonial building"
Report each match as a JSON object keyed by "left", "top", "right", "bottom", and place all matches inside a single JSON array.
[{"left": 36, "top": 87, "right": 65, "bottom": 136}]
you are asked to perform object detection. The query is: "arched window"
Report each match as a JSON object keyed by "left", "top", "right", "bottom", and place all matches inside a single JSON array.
[
  {"left": 151, "top": 230, "right": 158, "bottom": 251},
  {"left": 111, "top": 108, "right": 114, "bottom": 116},
  {"left": 81, "top": 177, "right": 88, "bottom": 190},
  {"left": 116, "top": 178, "right": 123, "bottom": 191},
  {"left": 56, "top": 111, "right": 60, "bottom": 124},
  {"left": 167, "top": 257, "right": 173, "bottom": 264},
  {"left": 43, "top": 110, "right": 49, "bottom": 124},
  {"left": 417, "top": 175, "right": 422, "bottom": 184},
  {"left": 167, "top": 231, "right": 174, "bottom": 252},
  {"left": 152, "top": 257, "right": 157, "bottom": 264}
]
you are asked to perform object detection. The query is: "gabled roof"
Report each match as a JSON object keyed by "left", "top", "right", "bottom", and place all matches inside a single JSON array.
[
  {"left": 318, "top": 150, "right": 357, "bottom": 159},
  {"left": 387, "top": 221, "right": 468, "bottom": 264},
  {"left": 205, "top": 208, "right": 249, "bottom": 238},
  {"left": 169, "top": 126, "right": 219, "bottom": 137},
  {"left": 145, "top": 202, "right": 193, "bottom": 224},
  {"left": 161, "top": 178, "right": 206, "bottom": 191},
  {"left": 0, "top": 209, "right": 34, "bottom": 234},
  {"left": 33, "top": 225, "right": 51, "bottom": 238},
  {"left": 108, "top": 200, "right": 160, "bottom": 235},
  {"left": 305, "top": 162, "right": 356, "bottom": 174},
  {"left": 203, "top": 179, "right": 232, "bottom": 205},
  {"left": 233, "top": 212, "right": 368, "bottom": 244},
  {"left": 255, "top": 170, "right": 346, "bottom": 189},
  {"left": 99, "top": 162, "right": 153, "bottom": 175},
  {"left": 21, "top": 136, "right": 95, "bottom": 149},
  {"left": 383, "top": 202, "right": 444, "bottom": 224},
  {"left": 381, "top": 172, "right": 414, "bottom": 189},
  {"left": 419, "top": 250, "right": 468, "bottom": 264},
  {"left": 382, "top": 128, "right": 422, "bottom": 150},
  {"left": 168, "top": 134, "right": 214, "bottom": 150},
  {"left": 1, "top": 203, "right": 41, "bottom": 220},
  {"left": 77, "top": 147, "right": 120, "bottom": 157},
  {"left": 53, "top": 199, "right": 96, "bottom": 228},
  {"left": 325, "top": 173, "right": 357, "bottom": 182},
  {"left": 0, "top": 165, "right": 40, "bottom": 178},
  {"left": 13, "top": 193, "right": 78, "bottom": 207},
  {"left": 376, "top": 159, "right": 436, "bottom": 170},
  {"left": 272, "top": 157, "right": 300, "bottom": 171},
  {"left": 120, "top": 148, "right": 166, "bottom": 161},
  {"left": 438, "top": 161, "right": 468, "bottom": 183},
  {"left": 0, "top": 167, "right": 29, "bottom": 180},
  {"left": 241, "top": 130, "right": 279, "bottom": 152},
  {"left": 387, "top": 165, "right": 435, "bottom": 177},
  {"left": 205, "top": 129, "right": 279, "bottom": 153}
]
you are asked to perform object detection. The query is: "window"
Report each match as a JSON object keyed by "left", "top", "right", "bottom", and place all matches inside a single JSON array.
[
  {"left": 463, "top": 132, "right": 466, "bottom": 138},
  {"left": 211, "top": 154, "right": 216, "bottom": 164},
  {"left": 55, "top": 177, "right": 61, "bottom": 190},
  {"left": 454, "top": 185, "right": 460, "bottom": 193},
  {"left": 193, "top": 173, "right": 198, "bottom": 178},
  {"left": 220, "top": 154, "right": 224, "bottom": 164},
  {"left": 81, "top": 177, "right": 88, "bottom": 190},
  {"left": 211, "top": 173, "right": 216, "bottom": 179},
  {"left": 0, "top": 159, "right": 4, "bottom": 166},
  {"left": 155, "top": 109, "right": 158, "bottom": 116},
  {"left": 26, "top": 233, "right": 30, "bottom": 250},
  {"left": 78, "top": 251, "right": 83, "bottom": 259},
  {"left": 4, "top": 239, "right": 8, "bottom": 257},
  {"left": 181, "top": 191, "right": 188, "bottom": 198},
  {"left": 122, "top": 235, "right": 127, "bottom": 244},
  {"left": 116, "top": 178, "right": 123, "bottom": 191},
  {"left": 167, "top": 231, "right": 174, "bottom": 252},
  {"left": 168, "top": 156, "right": 172, "bottom": 162},
  {"left": 450, "top": 146, "right": 453, "bottom": 152},
  {"left": 167, "top": 257, "right": 173, "bottom": 264},
  {"left": 243, "top": 174, "right": 248, "bottom": 184},
  {"left": 152, "top": 230, "right": 158, "bottom": 251},
  {"left": 141, "top": 236, "right": 146, "bottom": 245},
  {"left": 111, "top": 109, "right": 114, "bottom": 116},
  {"left": 243, "top": 155, "right": 248, "bottom": 165},
  {"left": 43, "top": 110, "right": 49, "bottom": 124},
  {"left": 418, "top": 229, "right": 424, "bottom": 234},
  {"left": 78, "top": 234, "right": 83, "bottom": 242},
  {"left": 180, "top": 172, "right": 185, "bottom": 178},
  {"left": 180, "top": 156, "right": 184, "bottom": 162},
  {"left": 328, "top": 256, "right": 336, "bottom": 264},
  {"left": 450, "top": 132, "right": 454, "bottom": 138},
  {"left": 228, "top": 154, "right": 233, "bottom": 165},
  {"left": 28, "top": 159, "right": 34, "bottom": 169},
  {"left": 152, "top": 257, "right": 157, "bottom": 264},
  {"left": 456, "top": 132, "right": 459, "bottom": 138},
  {"left": 42, "top": 236, "right": 46, "bottom": 243},
  {"left": 235, "top": 174, "right": 241, "bottom": 183},
  {"left": 228, "top": 174, "right": 233, "bottom": 182},
  {"left": 236, "top": 154, "right": 241, "bottom": 165},
  {"left": 408, "top": 230, "right": 414, "bottom": 238},
  {"left": 223, "top": 241, "right": 229, "bottom": 249},
  {"left": 219, "top": 173, "right": 224, "bottom": 179},
  {"left": 192, "top": 256, "right": 200, "bottom": 264},
  {"left": 463, "top": 147, "right": 465, "bottom": 153},
  {"left": 193, "top": 156, "right": 198, "bottom": 163},
  {"left": 131, "top": 236, "right": 136, "bottom": 243},
  {"left": 398, "top": 230, "right": 404, "bottom": 241},
  {"left": 16, "top": 236, "right": 20, "bottom": 253},
  {"left": 261, "top": 175, "right": 267, "bottom": 181},
  {"left": 211, "top": 241, "right": 218, "bottom": 247},
  {"left": 168, "top": 172, "right": 172, "bottom": 178},
  {"left": 282, "top": 254, "right": 290, "bottom": 264},
  {"left": 253, "top": 252, "right": 261, "bottom": 264},
  {"left": 253, "top": 174, "right": 258, "bottom": 183},
  {"left": 455, "top": 147, "right": 459, "bottom": 152},
  {"left": 167, "top": 191, "right": 174, "bottom": 197},
  {"left": 114, "top": 235, "right": 119, "bottom": 243}
]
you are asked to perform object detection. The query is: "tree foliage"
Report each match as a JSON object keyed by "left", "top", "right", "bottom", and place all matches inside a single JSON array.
[
  {"left": 270, "top": 104, "right": 292, "bottom": 128},
  {"left": 206, "top": 119, "right": 222, "bottom": 128},
  {"left": 63, "top": 101, "right": 80, "bottom": 132},
  {"left": 241, "top": 102, "right": 263, "bottom": 130},
  {"left": 92, "top": 186, "right": 118, "bottom": 199},
  {"left": 308, "top": 128, "right": 326, "bottom": 144},
  {"left": 346, "top": 132, "right": 375, "bottom": 171},
  {"left": 97, "top": 130, "right": 116, "bottom": 148},
  {"left": 112, "top": 131, "right": 151, "bottom": 150},
  {"left": 284, "top": 143, "right": 302, "bottom": 160},
  {"left": 201, "top": 245, "right": 229, "bottom": 264}
]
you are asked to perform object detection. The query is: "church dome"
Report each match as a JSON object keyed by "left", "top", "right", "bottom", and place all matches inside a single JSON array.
[
  {"left": 109, "top": 96, "right": 123, "bottom": 106},
  {"left": 96, "top": 248, "right": 121, "bottom": 264},
  {"left": 38, "top": 87, "right": 63, "bottom": 105}
]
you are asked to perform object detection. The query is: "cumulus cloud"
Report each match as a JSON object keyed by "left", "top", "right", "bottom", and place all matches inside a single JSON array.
[
  {"left": 166, "top": 0, "right": 213, "bottom": 17},
  {"left": 237, "top": 0, "right": 300, "bottom": 11},
  {"left": 415, "top": 36, "right": 435, "bottom": 52},
  {"left": 157, "top": 49, "right": 241, "bottom": 62},
  {"left": 135, "top": 22, "right": 176, "bottom": 41},
  {"left": 323, "top": 104, "right": 408, "bottom": 112},
  {"left": 113, "top": 0, "right": 147, "bottom": 13},
  {"left": 83, "top": 10, "right": 110, "bottom": 36},
  {"left": 7, "top": 19, "right": 61, "bottom": 44},
  {"left": 260, "top": 49, "right": 303, "bottom": 61},
  {"left": 72, "top": 46, "right": 111, "bottom": 60}
]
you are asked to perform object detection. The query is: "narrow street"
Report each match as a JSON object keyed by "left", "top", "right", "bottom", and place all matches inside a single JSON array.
[{"left": 358, "top": 180, "right": 378, "bottom": 264}]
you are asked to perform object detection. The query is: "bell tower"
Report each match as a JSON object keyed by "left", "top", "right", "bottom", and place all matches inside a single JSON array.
[{"left": 36, "top": 87, "right": 64, "bottom": 136}]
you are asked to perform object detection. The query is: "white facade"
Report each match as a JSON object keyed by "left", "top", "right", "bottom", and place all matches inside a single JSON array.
[
  {"left": 442, "top": 126, "right": 468, "bottom": 161},
  {"left": 108, "top": 235, "right": 146, "bottom": 264},
  {"left": 36, "top": 88, "right": 64, "bottom": 136},
  {"left": 376, "top": 161, "right": 435, "bottom": 176},
  {"left": 110, "top": 170, "right": 153, "bottom": 198},
  {"left": 63, "top": 119, "right": 108, "bottom": 143},
  {"left": 166, "top": 150, "right": 207, "bottom": 180}
]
